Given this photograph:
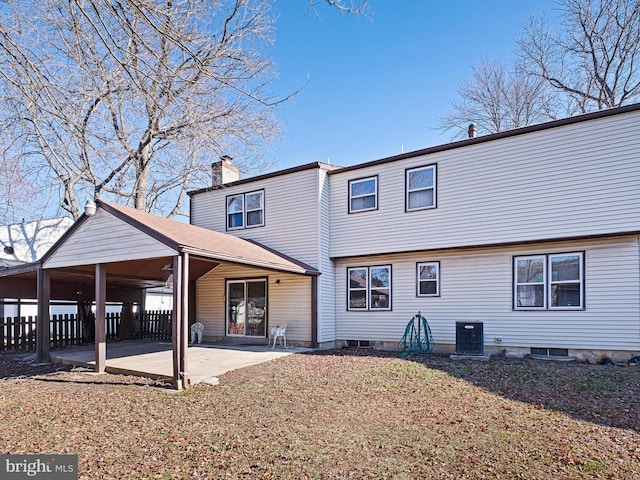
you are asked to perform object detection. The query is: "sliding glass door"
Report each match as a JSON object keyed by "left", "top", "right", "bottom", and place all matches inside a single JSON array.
[{"left": 226, "top": 279, "right": 267, "bottom": 337}]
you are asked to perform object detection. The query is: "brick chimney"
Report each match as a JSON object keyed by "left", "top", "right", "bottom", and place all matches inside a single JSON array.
[
  {"left": 468, "top": 123, "right": 477, "bottom": 138},
  {"left": 211, "top": 155, "right": 240, "bottom": 186}
]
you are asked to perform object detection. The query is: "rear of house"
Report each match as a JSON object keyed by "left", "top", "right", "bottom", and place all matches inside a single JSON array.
[
  {"left": 190, "top": 163, "right": 336, "bottom": 346},
  {"left": 189, "top": 104, "right": 640, "bottom": 360}
]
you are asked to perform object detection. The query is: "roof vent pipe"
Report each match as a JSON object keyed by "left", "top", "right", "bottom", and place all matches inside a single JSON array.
[
  {"left": 468, "top": 123, "right": 477, "bottom": 138},
  {"left": 84, "top": 200, "right": 96, "bottom": 216}
]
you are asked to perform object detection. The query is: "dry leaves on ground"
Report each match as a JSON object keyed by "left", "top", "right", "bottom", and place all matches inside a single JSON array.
[{"left": 1, "top": 349, "right": 639, "bottom": 479}]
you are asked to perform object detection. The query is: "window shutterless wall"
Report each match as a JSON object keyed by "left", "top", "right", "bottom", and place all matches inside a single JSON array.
[
  {"left": 190, "top": 167, "right": 322, "bottom": 268},
  {"left": 328, "top": 110, "right": 640, "bottom": 259},
  {"left": 334, "top": 236, "right": 640, "bottom": 352}
]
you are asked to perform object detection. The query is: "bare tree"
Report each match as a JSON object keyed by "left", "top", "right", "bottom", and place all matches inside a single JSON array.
[
  {"left": 0, "top": 0, "right": 283, "bottom": 219},
  {"left": 519, "top": 0, "right": 640, "bottom": 112},
  {"left": 438, "top": 58, "right": 557, "bottom": 138},
  {"left": 309, "top": 0, "right": 369, "bottom": 16},
  {"left": 0, "top": 121, "right": 49, "bottom": 224}
]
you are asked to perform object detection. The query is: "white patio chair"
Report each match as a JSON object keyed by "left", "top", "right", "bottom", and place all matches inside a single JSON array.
[{"left": 269, "top": 324, "right": 287, "bottom": 349}]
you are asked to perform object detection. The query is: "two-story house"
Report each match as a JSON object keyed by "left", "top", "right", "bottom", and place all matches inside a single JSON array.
[
  {"left": 6, "top": 102, "right": 640, "bottom": 385},
  {"left": 188, "top": 104, "right": 640, "bottom": 361}
]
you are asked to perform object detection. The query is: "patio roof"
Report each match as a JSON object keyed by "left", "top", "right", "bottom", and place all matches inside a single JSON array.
[
  {"left": 66, "top": 200, "right": 320, "bottom": 276},
  {"left": 0, "top": 200, "right": 318, "bottom": 301}
]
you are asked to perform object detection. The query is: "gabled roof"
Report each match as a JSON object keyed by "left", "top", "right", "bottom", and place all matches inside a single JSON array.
[{"left": 89, "top": 200, "right": 319, "bottom": 275}]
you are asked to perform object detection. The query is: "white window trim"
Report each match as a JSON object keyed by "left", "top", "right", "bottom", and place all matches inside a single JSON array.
[
  {"left": 347, "top": 265, "right": 392, "bottom": 311},
  {"left": 514, "top": 255, "right": 546, "bottom": 309},
  {"left": 513, "top": 252, "right": 584, "bottom": 310},
  {"left": 226, "top": 190, "right": 265, "bottom": 230},
  {"left": 417, "top": 261, "right": 440, "bottom": 297},
  {"left": 347, "top": 267, "right": 368, "bottom": 311},
  {"left": 406, "top": 164, "right": 436, "bottom": 211},
  {"left": 245, "top": 190, "right": 265, "bottom": 228},
  {"left": 549, "top": 252, "right": 584, "bottom": 310},
  {"left": 349, "top": 176, "right": 378, "bottom": 213},
  {"left": 226, "top": 194, "right": 244, "bottom": 231},
  {"left": 369, "top": 265, "right": 392, "bottom": 311}
]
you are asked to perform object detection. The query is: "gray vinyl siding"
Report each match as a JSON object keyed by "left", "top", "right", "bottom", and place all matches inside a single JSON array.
[
  {"left": 190, "top": 168, "right": 320, "bottom": 268},
  {"left": 44, "top": 210, "right": 175, "bottom": 268},
  {"left": 317, "top": 168, "right": 336, "bottom": 342},
  {"left": 329, "top": 109, "right": 640, "bottom": 258},
  {"left": 334, "top": 236, "right": 640, "bottom": 352},
  {"left": 196, "top": 264, "right": 312, "bottom": 343}
]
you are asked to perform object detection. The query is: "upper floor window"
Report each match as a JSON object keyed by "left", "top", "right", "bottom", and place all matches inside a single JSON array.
[
  {"left": 349, "top": 176, "right": 378, "bottom": 213},
  {"left": 347, "top": 265, "right": 391, "bottom": 311},
  {"left": 226, "top": 190, "right": 264, "bottom": 230},
  {"left": 513, "top": 252, "right": 584, "bottom": 310},
  {"left": 417, "top": 261, "right": 440, "bottom": 296},
  {"left": 406, "top": 165, "right": 436, "bottom": 211}
]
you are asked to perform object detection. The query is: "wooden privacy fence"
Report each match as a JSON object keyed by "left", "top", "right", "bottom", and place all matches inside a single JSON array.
[
  {"left": 0, "top": 310, "right": 171, "bottom": 351},
  {"left": 138, "top": 310, "right": 172, "bottom": 341},
  {"left": 1, "top": 314, "right": 89, "bottom": 351}
]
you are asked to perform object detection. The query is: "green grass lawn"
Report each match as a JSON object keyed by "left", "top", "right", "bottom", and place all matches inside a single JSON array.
[{"left": 1, "top": 350, "right": 639, "bottom": 479}]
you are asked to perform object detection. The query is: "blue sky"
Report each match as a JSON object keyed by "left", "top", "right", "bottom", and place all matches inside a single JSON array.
[{"left": 266, "top": 0, "right": 558, "bottom": 171}]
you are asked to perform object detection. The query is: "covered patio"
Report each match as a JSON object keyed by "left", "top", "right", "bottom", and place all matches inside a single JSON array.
[
  {"left": 0, "top": 200, "right": 319, "bottom": 389},
  {"left": 49, "top": 340, "right": 310, "bottom": 385}
]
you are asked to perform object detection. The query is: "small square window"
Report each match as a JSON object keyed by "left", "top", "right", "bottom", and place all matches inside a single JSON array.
[
  {"left": 349, "top": 176, "right": 378, "bottom": 213},
  {"left": 417, "top": 262, "right": 440, "bottom": 297}
]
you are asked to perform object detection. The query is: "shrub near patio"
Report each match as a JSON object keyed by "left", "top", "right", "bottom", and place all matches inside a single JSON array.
[{"left": 1, "top": 351, "right": 639, "bottom": 479}]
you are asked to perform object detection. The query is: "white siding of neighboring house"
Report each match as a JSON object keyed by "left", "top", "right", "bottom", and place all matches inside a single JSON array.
[
  {"left": 329, "top": 110, "right": 640, "bottom": 258},
  {"left": 196, "top": 264, "right": 312, "bottom": 344},
  {"left": 44, "top": 209, "right": 175, "bottom": 268},
  {"left": 190, "top": 167, "right": 322, "bottom": 268},
  {"left": 334, "top": 236, "right": 640, "bottom": 353},
  {"left": 0, "top": 217, "right": 74, "bottom": 265}
]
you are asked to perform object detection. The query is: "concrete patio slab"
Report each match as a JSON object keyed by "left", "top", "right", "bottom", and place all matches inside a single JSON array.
[{"left": 49, "top": 340, "right": 310, "bottom": 385}]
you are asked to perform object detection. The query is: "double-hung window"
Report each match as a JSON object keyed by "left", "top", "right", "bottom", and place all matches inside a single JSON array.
[
  {"left": 347, "top": 265, "right": 391, "bottom": 311},
  {"left": 417, "top": 261, "right": 440, "bottom": 296},
  {"left": 349, "top": 176, "right": 378, "bottom": 213},
  {"left": 514, "top": 252, "right": 584, "bottom": 309},
  {"left": 406, "top": 165, "right": 436, "bottom": 211},
  {"left": 245, "top": 191, "right": 264, "bottom": 227},
  {"left": 226, "top": 190, "right": 264, "bottom": 230}
]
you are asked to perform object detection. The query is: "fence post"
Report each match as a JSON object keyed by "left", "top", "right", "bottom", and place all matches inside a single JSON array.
[
  {"left": 1, "top": 316, "right": 6, "bottom": 351},
  {"left": 29, "top": 316, "right": 36, "bottom": 350}
]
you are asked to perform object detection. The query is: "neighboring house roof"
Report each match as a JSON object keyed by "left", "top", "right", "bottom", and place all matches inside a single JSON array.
[
  {"left": 0, "top": 217, "right": 73, "bottom": 268},
  {"left": 43, "top": 200, "right": 319, "bottom": 276}
]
